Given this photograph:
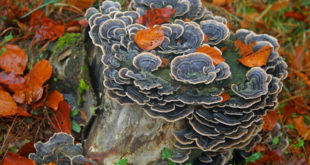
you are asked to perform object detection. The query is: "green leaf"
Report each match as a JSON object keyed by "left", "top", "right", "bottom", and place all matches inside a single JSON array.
[
  {"left": 115, "top": 158, "right": 128, "bottom": 165},
  {"left": 168, "top": 160, "right": 176, "bottom": 165},
  {"left": 0, "top": 47, "right": 7, "bottom": 56},
  {"left": 294, "top": 139, "right": 304, "bottom": 149},
  {"left": 272, "top": 136, "right": 279, "bottom": 145},
  {"left": 70, "top": 109, "right": 79, "bottom": 117},
  {"left": 4, "top": 33, "right": 13, "bottom": 43},
  {"left": 71, "top": 120, "right": 81, "bottom": 133},
  {"left": 245, "top": 152, "right": 263, "bottom": 163},
  {"left": 90, "top": 107, "right": 97, "bottom": 116},
  {"left": 162, "top": 147, "right": 172, "bottom": 160},
  {"left": 287, "top": 124, "right": 295, "bottom": 130}
]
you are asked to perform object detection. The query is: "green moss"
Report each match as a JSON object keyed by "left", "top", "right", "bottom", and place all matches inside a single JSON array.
[{"left": 52, "top": 33, "right": 81, "bottom": 58}]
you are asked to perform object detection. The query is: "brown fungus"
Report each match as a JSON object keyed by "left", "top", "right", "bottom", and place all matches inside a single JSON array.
[{"left": 86, "top": 0, "right": 287, "bottom": 164}]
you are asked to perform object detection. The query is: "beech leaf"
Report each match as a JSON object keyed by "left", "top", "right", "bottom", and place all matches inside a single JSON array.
[
  {"left": 262, "top": 110, "right": 278, "bottom": 131},
  {"left": 196, "top": 45, "right": 225, "bottom": 65},
  {"left": 134, "top": 26, "right": 165, "bottom": 51},
  {"left": 50, "top": 101, "right": 72, "bottom": 134},
  {"left": 237, "top": 46, "right": 272, "bottom": 67},
  {"left": 0, "top": 44, "right": 28, "bottom": 75},
  {"left": 136, "top": 8, "right": 176, "bottom": 28},
  {"left": 46, "top": 90, "right": 64, "bottom": 111},
  {"left": 0, "top": 88, "right": 19, "bottom": 117}
]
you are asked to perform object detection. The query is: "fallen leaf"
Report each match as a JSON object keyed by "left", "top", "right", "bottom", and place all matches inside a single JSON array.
[
  {"left": 2, "top": 152, "right": 35, "bottom": 165},
  {"left": 29, "top": 10, "right": 65, "bottom": 44},
  {"left": 234, "top": 39, "right": 255, "bottom": 57},
  {"left": 284, "top": 11, "right": 306, "bottom": 21},
  {"left": 0, "top": 88, "right": 19, "bottom": 117},
  {"left": 238, "top": 46, "right": 272, "bottom": 67},
  {"left": 136, "top": 8, "right": 176, "bottom": 28},
  {"left": 50, "top": 101, "right": 72, "bottom": 134},
  {"left": 252, "top": 144, "right": 267, "bottom": 153},
  {"left": 44, "top": 163, "right": 57, "bottom": 165},
  {"left": 219, "top": 90, "right": 231, "bottom": 103},
  {"left": 262, "top": 110, "right": 278, "bottom": 131},
  {"left": 0, "top": 71, "right": 26, "bottom": 92},
  {"left": 0, "top": 44, "right": 28, "bottom": 75},
  {"left": 292, "top": 116, "right": 310, "bottom": 140},
  {"left": 18, "top": 142, "right": 35, "bottom": 157},
  {"left": 25, "top": 59, "right": 52, "bottom": 87},
  {"left": 13, "top": 85, "right": 43, "bottom": 104},
  {"left": 196, "top": 45, "right": 225, "bottom": 65},
  {"left": 46, "top": 90, "right": 64, "bottom": 111},
  {"left": 212, "top": 0, "right": 234, "bottom": 6},
  {"left": 134, "top": 26, "right": 165, "bottom": 50}
]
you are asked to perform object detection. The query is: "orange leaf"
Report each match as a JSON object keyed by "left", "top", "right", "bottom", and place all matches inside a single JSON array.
[
  {"left": 262, "top": 110, "right": 278, "bottom": 131},
  {"left": 0, "top": 71, "right": 26, "bottom": 92},
  {"left": 219, "top": 90, "right": 231, "bottom": 103},
  {"left": 13, "top": 86, "right": 43, "bottom": 104},
  {"left": 237, "top": 46, "right": 272, "bottom": 67},
  {"left": 25, "top": 59, "right": 52, "bottom": 87},
  {"left": 248, "top": 149, "right": 285, "bottom": 165},
  {"left": 0, "top": 88, "right": 19, "bottom": 117},
  {"left": 2, "top": 152, "right": 35, "bottom": 165},
  {"left": 196, "top": 45, "right": 225, "bottom": 65},
  {"left": 50, "top": 101, "right": 72, "bottom": 134},
  {"left": 0, "top": 44, "right": 28, "bottom": 75},
  {"left": 136, "top": 8, "right": 176, "bottom": 28},
  {"left": 292, "top": 116, "right": 310, "bottom": 140},
  {"left": 44, "top": 163, "right": 57, "bottom": 165},
  {"left": 29, "top": 10, "right": 65, "bottom": 43},
  {"left": 234, "top": 39, "right": 255, "bottom": 57},
  {"left": 134, "top": 26, "right": 165, "bottom": 51},
  {"left": 46, "top": 90, "right": 64, "bottom": 111}
]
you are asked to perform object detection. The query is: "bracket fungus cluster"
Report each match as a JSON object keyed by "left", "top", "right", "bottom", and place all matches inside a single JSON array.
[
  {"left": 29, "top": 133, "right": 95, "bottom": 165},
  {"left": 86, "top": 0, "right": 287, "bottom": 164}
]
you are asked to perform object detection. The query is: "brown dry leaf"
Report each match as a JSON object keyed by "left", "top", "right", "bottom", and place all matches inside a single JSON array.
[
  {"left": 238, "top": 46, "right": 272, "bottom": 67},
  {"left": 134, "top": 26, "right": 165, "bottom": 51},
  {"left": 196, "top": 45, "right": 225, "bottom": 65},
  {"left": 2, "top": 152, "right": 35, "bottom": 165},
  {"left": 50, "top": 101, "right": 72, "bottom": 134},
  {"left": 0, "top": 88, "right": 19, "bottom": 117},
  {"left": 292, "top": 116, "right": 310, "bottom": 140},
  {"left": 46, "top": 90, "right": 64, "bottom": 111},
  {"left": 13, "top": 85, "right": 43, "bottom": 104},
  {"left": 0, "top": 44, "right": 28, "bottom": 75},
  {"left": 18, "top": 142, "right": 36, "bottom": 157},
  {"left": 262, "top": 110, "right": 278, "bottom": 131}
]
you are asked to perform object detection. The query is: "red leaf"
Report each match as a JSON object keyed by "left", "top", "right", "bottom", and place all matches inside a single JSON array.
[
  {"left": 50, "top": 101, "right": 72, "bottom": 134},
  {"left": 136, "top": 8, "right": 176, "bottom": 28},
  {"left": 0, "top": 44, "right": 28, "bottom": 75},
  {"left": 196, "top": 45, "right": 225, "bottom": 65},
  {"left": 284, "top": 11, "right": 306, "bottom": 21},
  {"left": 134, "top": 26, "right": 165, "bottom": 50},
  {"left": 262, "top": 110, "right": 278, "bottom": 131},
  {"left": 2, "top": 152, "right": 35, "bottom": 165},
  {"left": 46, "top": 90, "right": 64, "bottom": 111},
  {"left": 18, "top": 142, "right": 35, "bottom": 157},
  {"left": 0, "top": 71, "right": 26, "bottom": 92}
]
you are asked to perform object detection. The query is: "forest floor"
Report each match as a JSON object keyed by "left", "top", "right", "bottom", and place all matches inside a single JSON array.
[{"left": 0, "top": 0, "right": 309, "bottom": 164}]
